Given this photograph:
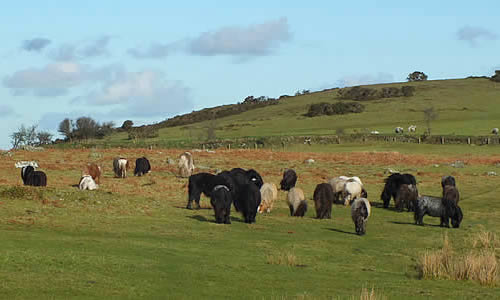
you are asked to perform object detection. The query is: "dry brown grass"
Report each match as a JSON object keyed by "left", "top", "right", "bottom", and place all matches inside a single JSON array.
[
  {"left": 418, "top": 232, "right": 499, "bottom": 286},
  {"left": 355, "top": 287, "right": 387, "bottom": 300},
  {"left": 266, "top": 251, "right": 299, "bottom": 267}
]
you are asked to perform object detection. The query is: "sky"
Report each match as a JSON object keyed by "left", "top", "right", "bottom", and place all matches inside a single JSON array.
[{"left": 1, "top": 1, "right": 499, "bottom": 149}]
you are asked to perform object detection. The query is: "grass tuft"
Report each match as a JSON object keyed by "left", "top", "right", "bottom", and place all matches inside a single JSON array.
[{"left": 266, "top": 251, "right": 299, "bottom": 267}]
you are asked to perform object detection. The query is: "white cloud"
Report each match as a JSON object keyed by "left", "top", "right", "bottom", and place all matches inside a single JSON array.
[
  {"left": 48, "top": 36, "right": 113, "bottom": 61},
  {"left": 457, "top": 26, "right": 497, "bottom": 46}
]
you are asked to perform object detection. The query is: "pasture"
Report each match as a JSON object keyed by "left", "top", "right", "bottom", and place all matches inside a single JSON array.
[{"left": 1, "top": 145, "right": 500, "bottom": 299}]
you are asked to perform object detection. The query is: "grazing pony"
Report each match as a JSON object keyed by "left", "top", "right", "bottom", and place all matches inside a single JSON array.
[
  {"left": 79, "top": 175, "right": 98, "bottom": 190},
  {"left": 380, "top": 173, "right": 417, "bottom": 208},
  {"left": 21, "top": 166, "right": 47, "bottom": 187},
  {"left": 210, "top": 185, "right": 232, "bottom": 224},
  {"left": 313, "top": 183, "right": 334, "bottom": 219},
  {"left": 395, "top": 127, "right": 404, "bottom": 134},
  {"left": 258, "top": 183, "right": 278, "bottom": 213},
  {"left": 178, "top": 152, "right": 195, "bottom": 178},
  {"left": 134, "top": 157, "right": 151, "bottom": 176},
  {"left": 408, "top": 125, "right": 417, "bottom": 133},
  {"left": 237, "top": 183, "right": 261, "bottom": 223},
  {"left": 227, "top": 168, "right": 263, "bottom": 211},
  {"left": 441, "top": 175, "right": 456, "bottom": 195},
  {"left": 492, "top": 128, "right": 499, "bottom": 135},
  {"left": 83, "top": 163, "right": 101, "bottom": 184},
  {"left": 394, "top": 184, "right": 419, "bottom": 212},
  {"left": 351, "top": 198, "right": 371, "bottom": 235},
  {"left": 186, "top": 173, "right": 230, "bottom": 209},
  {"left": 415, "top": 195, "right": 463, "bottom": 228},
  {"left": 280, "top": 169, "right": 297, "bottom": 191},
  {"left": 113, "top": 158, "right": 129, "bottom": 178},
  {"left": 287, "top": 187, "right": 308, "bottom": 217},
  {"left": 329, "top": 176, "right": 363, "bottom": 204}
]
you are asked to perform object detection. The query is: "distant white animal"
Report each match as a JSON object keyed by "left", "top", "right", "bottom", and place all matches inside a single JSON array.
[
  {"left": 492, "top": 128, "right": 499, "bottom": 135},
  {"left": 79, "top": 175, "right": 98, "bottom": 190},
  {"left": 113, "top": 157, "right": 129, "bottom": 178},
  {"left": 395, "top": 127, "right": 404, "bottom": 134},
  {"left": 370, "top": 131, "right": 380, "bottom": 135},
  {"left": 408, "top": 125, "right": 417, "bottom": 132}
]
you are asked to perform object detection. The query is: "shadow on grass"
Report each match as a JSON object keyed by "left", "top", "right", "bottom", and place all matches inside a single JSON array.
[
  {"left": 187, "top": 215, "right": 245, "bottom": 224},
  {"left": 389, "top": 221, "right": 442, "bottom": 228},
  {"left": 325, "top": 228, "right": 358, "bottom": 236}
]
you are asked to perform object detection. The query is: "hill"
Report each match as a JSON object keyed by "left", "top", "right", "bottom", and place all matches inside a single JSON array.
[{"left": 75, "top": 77, "right": 500, "bottom": 148}]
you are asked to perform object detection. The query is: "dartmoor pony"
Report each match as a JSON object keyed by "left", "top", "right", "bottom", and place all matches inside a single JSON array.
[
  {"left": 134, "top": 157, "right": 151, "bottom": 176},
  {"left": 441, "top": 175, "right": 456, "bottom": 195},
  {"left": 178, "top": 152, "right": 195, "bottom": 178},
  {"left": 83, "top": 163, "right": 101, "bottom": 184},
  {"left": 351, "top": 198, "right": 371, "bottom": 235},
  {"left": 210, "top": 185, "right": 232, "bottom": 224},
  {"left": 258, "top": 183, "right": 278, "bottom": 213},
  {"left": 415, "top": 195, "right": 463, "bottom": 228},
  {"left": 381, "top": 173, "right": 417, "bottom": 208},
  {"left": 394, "top": 184, "right": 419, "bottom": 212},
  {"left": 287, "top": 187, "right": 308, "bottom": 217},
  {"left": 21, "top": 166, "right": 47, "bottom": 187},
  {"left": 313, "top": 183, "right": 334, "bottom": 219},
  {"left": 280, "top": 169, "right": 297, "bottom": 191},
  {"left": 186, "top": 173, "right": 230, "bottom": 209},
  {"left": 237, "top": 183, "right": 261, "bottom": 223},
  {"left": 79, "top": 175, "right": 98, "bottom": 190},
  {"left": 113, "top": 158, "right": 129, "bottom": 178}
]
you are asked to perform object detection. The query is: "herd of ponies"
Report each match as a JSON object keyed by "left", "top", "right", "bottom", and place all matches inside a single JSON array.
[{"left": 18, "top": 151, "right": 462, "bottom": 235}]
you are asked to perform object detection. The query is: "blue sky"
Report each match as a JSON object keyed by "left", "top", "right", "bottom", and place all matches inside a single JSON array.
[{"left": 1, "top": 1, "right": 499, "bottom": 149}]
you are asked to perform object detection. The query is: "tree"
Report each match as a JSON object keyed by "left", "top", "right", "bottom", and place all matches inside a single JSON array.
[
  {"left": 423, "top": 107, "right": 438, "bottom": 135},
  {"left": 97, "top": 121, "right": 115, "bottom": 138},
  {"left": 407, "top": 71, "right": 428, "bottom": 82},
  {"left": 491, "top": 70, "right": 500, "bottom": 82},
  {"left": 121, "top": 120, "right": 134, "bottom": 130},
  {"left": 36, "top": 131, "right": 53, "bottom": 145},
  {"left": 74, "top": 117, "right": 99, "bottom": 140},
  {"left": 58, "top": 118, "right": 74, "bottom": 141}
]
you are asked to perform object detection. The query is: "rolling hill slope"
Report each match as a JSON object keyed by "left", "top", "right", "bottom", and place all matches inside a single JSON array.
[{"left": 95, "top": 77, "right": 500, "bottom": 147}]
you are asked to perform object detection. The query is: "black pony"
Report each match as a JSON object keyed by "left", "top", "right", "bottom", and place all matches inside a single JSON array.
[
  {"left": 415, "top": 195, "right": 463, "bottom": 228},
  {"left": 313, "top": 183, "right": 334, "bottom": 219},
  {"left": 380, "top": 173, "right": 417, "bottom": 208},
  {"left": 280, "top": 169, "right": 297, "bottom": 191},
  {"left": 237, "top": 183, "right": 261, "bottom": 223},
  {"left": 210, "top": 185, "right": 232, "bottom": 224},
  {"left": 186, "top": 173, "right": 230, "bottom": 209},
  {"left": 134, "top": 157, "right": 151, "bottom": 176},
  {"left": 21, "top": 166, "right": 47, "bottom": 187}
]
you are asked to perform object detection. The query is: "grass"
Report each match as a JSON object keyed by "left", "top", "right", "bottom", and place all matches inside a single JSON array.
[{"left": 1, "top": 146, "right": 500, "bottom": 298}]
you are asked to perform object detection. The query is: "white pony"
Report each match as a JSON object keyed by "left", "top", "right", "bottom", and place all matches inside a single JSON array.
[{"left": 79, "top": 175, "right": 98, "bottom": 190}]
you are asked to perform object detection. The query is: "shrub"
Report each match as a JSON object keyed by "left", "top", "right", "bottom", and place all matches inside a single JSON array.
[
  {"left": 338, "top": 86, "right": 415, "bottom": 101},
  {"left": 305, "top": 102, "right": 365, "bottom": 117},
  {"left": 491, "top": 70, "right": 500, "bottom": 82}
]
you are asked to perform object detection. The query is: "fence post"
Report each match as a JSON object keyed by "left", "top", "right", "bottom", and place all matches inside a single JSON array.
[
  {"left": 441, "top": 137, "right": 445, "bottom": 144},
  {"left": 467, "top": 137, "right": 471, "bottom": 145}
]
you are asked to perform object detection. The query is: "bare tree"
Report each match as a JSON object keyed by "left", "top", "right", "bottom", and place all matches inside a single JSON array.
[
  {"left": 58, "top": 118, "right": 74, "bottom": 141},
  {"left": 423, "top": 107, "right": 438, "bottom": 135}
]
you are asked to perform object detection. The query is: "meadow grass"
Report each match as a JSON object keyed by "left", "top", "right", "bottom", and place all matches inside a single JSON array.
[{"left": 1, "top": 145, "right": 500, "bottom": 299}]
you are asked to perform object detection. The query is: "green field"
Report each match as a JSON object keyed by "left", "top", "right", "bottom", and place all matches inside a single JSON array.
[{"left": 1, "top": 144, "right": 499, "bottom": 299}]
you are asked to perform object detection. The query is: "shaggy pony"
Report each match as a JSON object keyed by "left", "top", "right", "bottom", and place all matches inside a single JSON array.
[
  {"left": 178, "top": 152, "right": 195, "bottom": 178},
  {"left": 210, "top": 185, "right": 232, "bottom": 224},
  {"left": 237, "top": 183, "right": 261, "bottom": 223},
  {"left": 280, "top": 169, "right": 297, "bottom": 191},
  {"left": 415, "top": 195, "right": 463, "bottom": 228},
  {"left": 287, "top": 187, "right": 308, "bottom": 217},
  {"left": 313, "top": 183, "right": 334, "bottom": 219},
  {"left": 134, "top": 157, "right": 151, "bottom": 176},
  {"left": 186, "top": 173, "right": 230, "bottom": 209},
  {"left": 351, "top": 198, "right": 371, "bottom": 235},
  {"left": 79, "top": 175, "right": 98, "bottom": 190},
  {"left": 394, "top": 184, "right": 419, "bottom": 212},
  {"left": 83, "top": 163, "right": 101, "bottom": 184},
  {"left": 258, "top": 183, "right": 278, "bottom": 213},
  {"left": 113, "top": 158, "right": 129, "bottom": 178},
  {"left": 380, "top": 173, "right": 417, "bottom": 208},
  {"left": 21, "top": 166, "right": 47, "bottom": 187}
]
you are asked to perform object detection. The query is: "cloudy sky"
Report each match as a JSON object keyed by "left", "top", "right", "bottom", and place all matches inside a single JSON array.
[{"left": 1, "top": 1, "right": 499, "bottom": 149}]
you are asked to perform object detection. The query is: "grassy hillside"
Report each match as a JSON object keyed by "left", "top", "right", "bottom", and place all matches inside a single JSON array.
[{"left": 91, "top": 78, "right": 500, "bottom": 148}]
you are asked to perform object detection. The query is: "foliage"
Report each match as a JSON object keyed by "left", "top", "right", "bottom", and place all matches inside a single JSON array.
[
  {"left": 305, "top": 102, "right": 365, "bottom": 117},
  {"left": 127, "top": 126, "right": 159, "bottom": 142},
  {"left": 338, "top": 86, "right": 415, "bottom": 100},
  {"left": 407, "top": 71, "right": 428, "bottom": 82},
  {"left": 121, "top": 120, "right": 134, "bottom": 130},
  {"left": 10, "top": 124, "right": 52, "bottom": 149},
  {"left": 57, "top": 117, "right": 115, "bottom": 141},
  {"left": 490, "top": 70, "right": 500, "bottom": 82}
]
